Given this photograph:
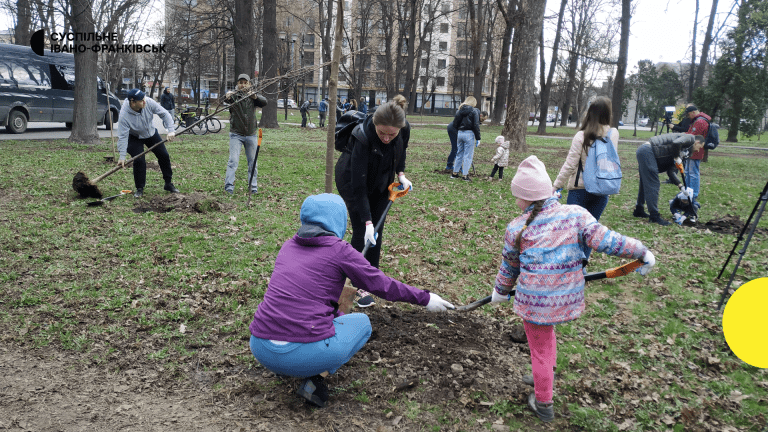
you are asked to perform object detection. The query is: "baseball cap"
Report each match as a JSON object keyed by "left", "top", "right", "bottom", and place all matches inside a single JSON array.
[
  {"left": 237, "top": 74, "right": 250, "bottom": 82},
  {"left": 685, "top": 105, "right": 698, "bottom": 113},
  {"left": 127, "top": 89, "right": 145, "bottom": 101}
]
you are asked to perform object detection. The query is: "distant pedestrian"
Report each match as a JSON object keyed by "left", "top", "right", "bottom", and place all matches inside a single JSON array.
[
  {"left": 684, "top": 105, "right": 711, "bottom": 199},
  {"left": 300, "top": 99, "right": 310, "bottom": 127},
  {"left": 160, "top": 87, "right": 175, "bottom": 118},
  {"left": 450, "top": 96, "right": 481, "bottom": 182},
  {"left": 318, "top": 98, "right": 328, "bottom": 127}
]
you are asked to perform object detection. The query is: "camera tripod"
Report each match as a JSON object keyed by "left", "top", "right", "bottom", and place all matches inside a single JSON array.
[
  {"left": 655, "top": 117, "right": 674, "bottom": 135},
  {"left": 717, "top": 179, "right": 768, "bottom": 309}
]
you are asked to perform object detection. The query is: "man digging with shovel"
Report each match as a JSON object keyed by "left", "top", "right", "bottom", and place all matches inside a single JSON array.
[{"left": 117, "top": 88, "right": 179, "bottom": 198}]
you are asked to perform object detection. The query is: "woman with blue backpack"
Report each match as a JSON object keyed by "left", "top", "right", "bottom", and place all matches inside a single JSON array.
[{"left": 552, "top": 97, "right": 619, "bottom": 263}]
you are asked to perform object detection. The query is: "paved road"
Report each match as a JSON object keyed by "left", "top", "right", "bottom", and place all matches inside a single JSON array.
[{"left": 0, "top": 116, "right": 177, "bottom": 141}]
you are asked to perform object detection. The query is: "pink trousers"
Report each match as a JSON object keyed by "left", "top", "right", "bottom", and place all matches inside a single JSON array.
[{"left": 524, "top": 321, "right": 557, "bottom": 403}]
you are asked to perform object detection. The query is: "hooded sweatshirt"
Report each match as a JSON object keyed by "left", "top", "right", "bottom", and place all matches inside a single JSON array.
[
  {"left": 491, "top": 140, "right": 510, "bottom": 167},
  {"left": 116, "top": 98, "right": 175, "bottom": 159},
  {"left": 249, "top": 194, "right": 429, "bottom": 343}
]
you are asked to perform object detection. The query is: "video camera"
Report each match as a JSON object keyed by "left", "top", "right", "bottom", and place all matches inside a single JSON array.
[{"left": 663, "top": 106, "right": 675, "bottom": 124}]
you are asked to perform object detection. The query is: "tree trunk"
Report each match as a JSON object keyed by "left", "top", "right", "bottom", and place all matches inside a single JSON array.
[
  {"left": 537, "top": 0, "right": 567, "bottom": 133},
  {"left": 694, "top": 0, "right": 718, "bottom": 89},
  {"left": 69, "top": 0, "right": 100, "bottom": 144},
  {"left": 502, "top": 0, "right": 546, "bottom": 153},
  {"left": 688, "top": 0, "right": 699, "bottom": 102},
  {"left": 14, "top": 0, "right": 32, "bottom": 45},
  {"left": 560, "top": 48, "right": 578, "bottom": 126},
  {"left": 490, "top": 0, "right": 515, "bottom": 126},
  {"left": 259, "top": 0, "right": 279, "bottom": 128},
  {"left": 325, "top": 0, "right": 344, "bottom": 192},
  {"left": 611, "top": 0, "right": 631, "bottom": 129},
  {"left": 234, "top": 0, "right": 255, "bottom": 79},
  {"left": 404, "top": 0, "right": 417, "bottom": 112}
]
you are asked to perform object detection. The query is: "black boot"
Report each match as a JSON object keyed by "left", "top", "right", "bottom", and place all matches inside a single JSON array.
[
  {"left": 134, "top": 188, "right": 143, "bottom": 198},
  {"left": 164, "top": 182, "right": 179, "bottom": 193},
  {"left": 633, "top": 205, "right": 649, "bottom": 218},
  {"left": 649, "top": 212, "right": 671, "bottom": 226},
  {"left": 296, "top": 375, "right": 329, "bottom": 408}
]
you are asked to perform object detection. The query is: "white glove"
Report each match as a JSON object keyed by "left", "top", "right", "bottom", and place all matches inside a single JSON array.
[
  {"left": 476, "top": 140, "right": 481, "bottom": 147},
  {"left": 674, "top": 157, "right": 682, "bottom": 165},
  {"left": 680, "top": 187, "right": 694, "bottom": 200},
  {"left": 166, "top": 132, "right": 176, "bottom": 142},
  {"left": 636, "top": 250, "right": 656, "bottom": 276},
  {"left": 398, "top": 174, "right": 413, "bottom": 192},
  {"left": 553, "top": 188, "right": 562, "bottom": 199},
  {"left": 364, "top": 223, "right": 377, "bottom": 247},
  {"left": 426, "top": 293, "right": 455, "bottom": 311},
  {"left": 491, "top": 289, "right": 511, "bottom": 304}
]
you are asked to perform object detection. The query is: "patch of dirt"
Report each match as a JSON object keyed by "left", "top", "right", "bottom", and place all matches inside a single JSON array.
[
  {"left": 694, "top": 214, "right": 768, "bottom": 236},
  {"left": 133, "top": 193, "right": 234, "bottom": 213}
]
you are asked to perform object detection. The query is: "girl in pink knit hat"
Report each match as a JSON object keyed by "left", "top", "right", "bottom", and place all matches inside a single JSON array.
[{"left": 491, "top": 155, "right": 656, "bottom": 422}]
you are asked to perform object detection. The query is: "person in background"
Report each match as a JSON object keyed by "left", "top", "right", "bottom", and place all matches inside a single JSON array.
[
  {"left": 491, "top": 155, "right": 655, "bottom": 422},
  {"left": 634, "top": 133, "right": 704, "bottom": 225},
  {"left": 300, "top": 99, "right": 310, "bottom": 128},
  {"left": 488, "top": 135, "right": 510, "bottom": 180},
  {"left": 450, "top": 96, "right": 482, "bottom": 182},
  {"left": 360, "top": 98, "right": 368, "bottom": 115},
  {"left": 117, "top": 88, "right": 178, "bottom": 198},
  {"left": 248, "top": 194, "right": 454, "bottom": 408},
  {"left": 318, "top": 98, "right": 329, "bottom": 128},
  {"left": 684, "top": 105, "right": 711, "bottom": 200},
  {"left": 335, "top": 97, "right": 412, "bottom": 308},
  {"left": 160, "top": 87, "right": 175, "bottom": 119},
  {"left": 552, "top": 96, "right": 619, "bottom": 264},
  {"left": 223, "top": 74, "right": 268, "bottom": 195}
]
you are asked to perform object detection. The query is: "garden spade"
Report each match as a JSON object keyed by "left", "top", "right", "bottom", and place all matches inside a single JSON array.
[
  {"left": 86, "top": 190, "right": 132, "bottom": 207},
  {"left": 455, "top": 259, "right": 645, "bottom": 312},
  {"left": 361, "top": 182, "right": 411, "bottom": 256}
]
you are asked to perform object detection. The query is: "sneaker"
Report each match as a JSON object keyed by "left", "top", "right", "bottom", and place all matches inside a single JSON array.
[
  {"left": 296, "top": 375, "right": 329, "bottom": 408},
  {"left": 528, "top": 392, "right": 554, "bottom": 422},
  {"left": 133, "top": 188, "right": 143, "bottom": 198},
  {"left": 633, "top": 205, "right": 650, "bottom": 218},
  {"left": 462, "top": 176, "right": 472, "bottom": 182},
  {"left": 649, "top": 213, "right": 671, "bottom": 226},
  {"left": 444, "top": 168, "right": 453, "bottom": 174},
  {"left": 450, "top": 173, "right": 460, "bottom": 179},
  {"left": 487, "top": 176, "right": 493, "bottom": 180},
  {"left": 164, "top": 182, "right": 180, "bottom": 193},
  {"left": 522, "top": 373, "right": 557, "bottom": 391},
  {"left": 355, "top": 290, "right": 375, "bottom": 308}
]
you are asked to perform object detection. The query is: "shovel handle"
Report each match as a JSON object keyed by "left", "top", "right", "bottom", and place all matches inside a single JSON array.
[{"left": 455, "top": 259, "right": 645, "bottom": 312}]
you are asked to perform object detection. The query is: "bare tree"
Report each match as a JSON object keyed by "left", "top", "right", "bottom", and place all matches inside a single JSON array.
[
  {"left": 325, "top": 0, "right": 344, "bottom": 192},
  {"left": 536, "top": 0, "right": 566, "bottom": 132},
  {"left": 69, "top": 0, "right": 99, "bottom": 144},
  {"left": 260, "top": 0, "right": 279, "bottom": 128},
  {"left": 694, "top": 0, "right": 718, "bottom": 89},
  {"left": 502, "top": 0, "right": 546, "bottom": 152},
  {"left": 610, "top": 0, "right": 630, "bottom": 128}
]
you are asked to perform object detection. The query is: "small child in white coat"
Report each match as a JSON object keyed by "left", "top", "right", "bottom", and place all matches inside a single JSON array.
[{"left": 489, "top": 135, "right": 510, "bottom": 180}]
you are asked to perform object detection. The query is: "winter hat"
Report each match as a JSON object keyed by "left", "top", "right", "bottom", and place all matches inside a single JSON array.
[
  {"left": 510, "top": 155, "right": 553, "bottom": 201},
  {"left": 237, "top": 74, "right": 251, "bottom": 82},
  {"left": 685, "top": 105, "right": 698, "bottom": 113},
  {"left": 127, "top": 88, "right": 145, "bottom": 101},
  {"left": 495, "top": 135, "right": 505, "bottom": 145},
  {"left": 300, "top": 193, "right": 348, "bottom": 239}
]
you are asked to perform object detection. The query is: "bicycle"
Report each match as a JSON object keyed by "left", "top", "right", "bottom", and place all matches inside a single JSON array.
[{"left": 200, "top": 99, "right": 222, "bottom": 134}]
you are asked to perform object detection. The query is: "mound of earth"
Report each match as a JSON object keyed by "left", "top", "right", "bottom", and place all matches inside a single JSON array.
[
  {"left": 698, "top": 214, "right": 768, "bottom": 236},
  {"left": 134, "top": 193, "right": 233, "bottom": 213}
]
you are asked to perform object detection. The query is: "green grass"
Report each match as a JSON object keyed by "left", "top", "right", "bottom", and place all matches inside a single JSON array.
[{"left": 0, "top": 122, "right": 767, "bottom": 430}]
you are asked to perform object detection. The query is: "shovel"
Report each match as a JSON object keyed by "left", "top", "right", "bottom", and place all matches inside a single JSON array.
[
  {"left": 86, "top": 190, "right": 132, "bottom": 207},
  {"left": 455, "top": 259, "right": 645, "bottom": 312},
  {"left": 361, "top": 182, "right": 411, "bottom": 256},
  {"left": 246, "top": 128, "right": 263, "bottom": 206}
]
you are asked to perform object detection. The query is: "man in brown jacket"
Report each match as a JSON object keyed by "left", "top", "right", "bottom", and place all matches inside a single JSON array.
[{"left": 223, "top": 74, "right": 267, "bottom": 195}]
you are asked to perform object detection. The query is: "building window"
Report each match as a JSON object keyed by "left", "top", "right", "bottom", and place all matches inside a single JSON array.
[
  {"left": 437, "top": 77, "right": 445, "bottom": 87},
  {"left": 442, "top": 3, "right": 450, "bottom": 13},
  {"left": 305, "top": 34, "right": 315, "bottom": 48},
  {"left": 440, "top": 23, "right": 449, "bottom": 33},
  {"left": 457, "top": 23, "right": 467, "bottom": 38},
  {"left": 439, "top": 41, "right": 447, "bottom": 52},
  {"left": 457, "top": 41, "right": 468, "bottom": 56},
  {"left": 377, "top": 55, "right": 387, "bottom": 70},
  {"left": 438, "top": 59, "right": 446, "bottom": 69},
  {"left": 420, "top": 76, "right": 428, "bottom": 86},
  {"left": 304, "top": 52, "right": 314, "bottom": 66}
]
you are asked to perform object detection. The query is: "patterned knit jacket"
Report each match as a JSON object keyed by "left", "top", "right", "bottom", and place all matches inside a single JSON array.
[{"left": 495, "top": 197, "right": 647, "bottom": 325}]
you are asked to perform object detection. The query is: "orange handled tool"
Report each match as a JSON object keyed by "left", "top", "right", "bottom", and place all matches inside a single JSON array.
[{"left": 247, "top": 128, "right": 262, "bottom": 206}]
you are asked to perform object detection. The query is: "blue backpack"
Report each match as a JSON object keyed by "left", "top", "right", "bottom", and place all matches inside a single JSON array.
[
  {"left": 697, "top": 116, "right": 720, "bottom": 149},
  {"left": 575, "top": 135, "right": 622, "bottom": 196}
]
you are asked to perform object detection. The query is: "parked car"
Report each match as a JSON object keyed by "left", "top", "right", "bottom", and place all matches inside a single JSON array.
[
  {"left": 638, "top": 117, "right": 650, "bottom": 127},
  {"left": 529, "top": 112, "right": 537, "bottom": 121},
  {"left": 0, "top": 44, "right": 121, "bottom": 134},
  {"left": 618, "top": 120, "right": 624, "bottom": 126},
  {"left": 276, "top": 98, "right": 298, "bottom": 109}
]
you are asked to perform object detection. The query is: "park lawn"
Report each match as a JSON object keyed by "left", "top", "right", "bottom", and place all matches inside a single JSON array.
[{"left": 0, "top": 124, "right": 766, "bottom": 430}]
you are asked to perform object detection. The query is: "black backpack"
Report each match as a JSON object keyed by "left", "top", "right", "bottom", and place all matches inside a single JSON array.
[{"left": 335, "top": 110, "right": 367, "bottom": 152}]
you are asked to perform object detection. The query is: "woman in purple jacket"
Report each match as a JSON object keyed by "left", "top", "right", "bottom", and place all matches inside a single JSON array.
[{"left": 248, "top": 193, "right": 454, "bottom": 408}]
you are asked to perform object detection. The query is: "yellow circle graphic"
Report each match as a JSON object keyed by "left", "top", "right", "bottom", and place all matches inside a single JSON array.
[{"left": 722, "top": 277, "right": 768, "bottom": 368}]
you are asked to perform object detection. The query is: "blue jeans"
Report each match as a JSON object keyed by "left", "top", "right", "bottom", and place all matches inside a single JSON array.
[
  {"left": 446, "top": 125, "right": 458, "bottom": 170},
  {"left": 225, "top": 133, "right": 258, "bottom": 192},
  {"left": 249, "top": 313, "right": 372, "bottom": 378},
  {"left": 684, "top": 159, "right": 700, "bottom": 198},
  {"left": 455, "top": 130, "right": 476, "bottom": 176},
  {"left": 636, "top": 143, "right": 661, "bottom": 216},
  {"left": 567, "top": 189, "right": 609, "bottom": 262}
]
